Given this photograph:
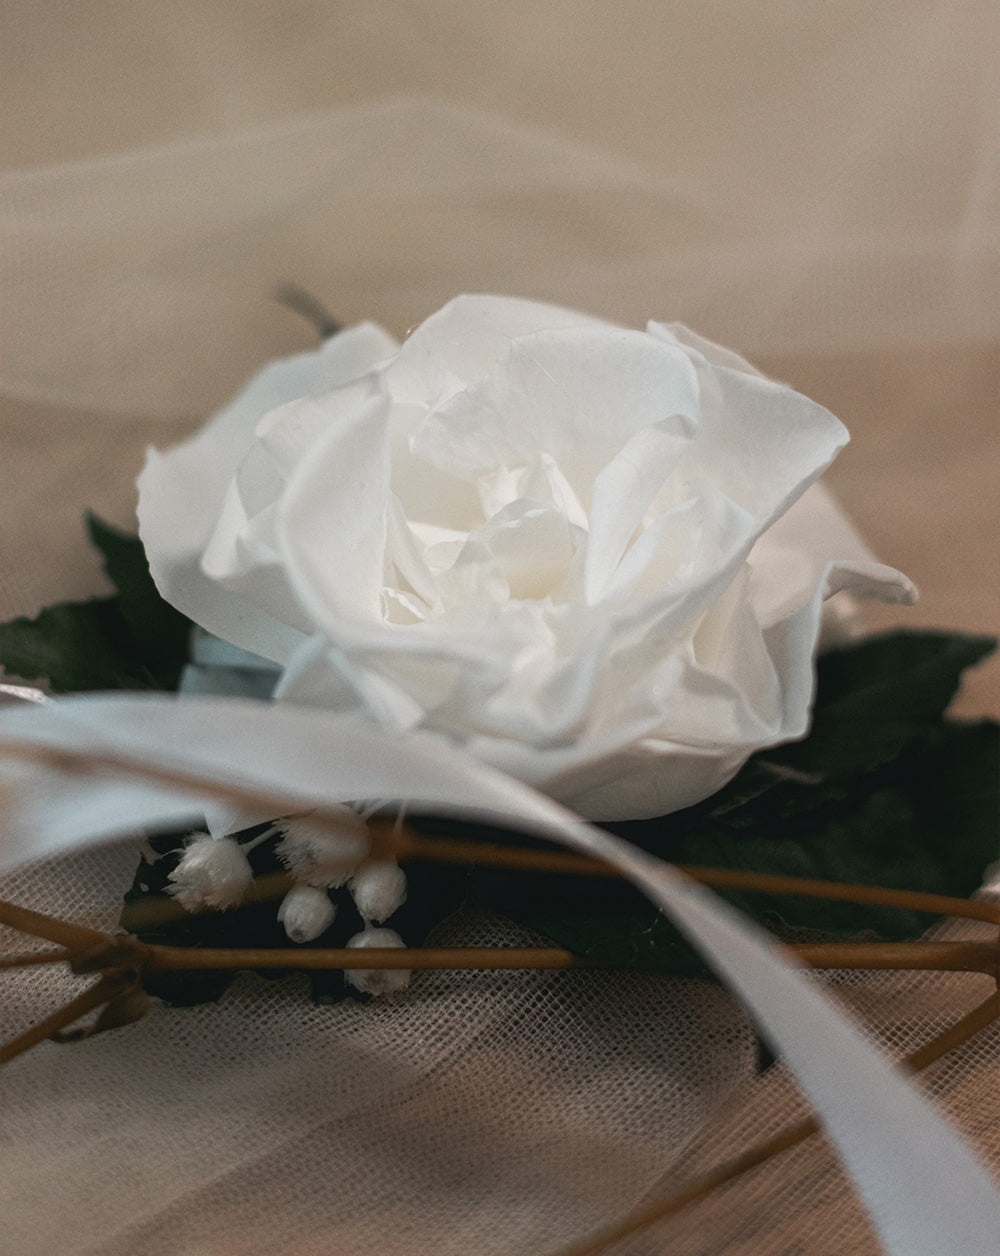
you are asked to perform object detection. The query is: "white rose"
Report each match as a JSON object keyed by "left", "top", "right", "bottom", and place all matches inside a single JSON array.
[{"left": 138, "top": 295, "right": 913, "bottom": 820}]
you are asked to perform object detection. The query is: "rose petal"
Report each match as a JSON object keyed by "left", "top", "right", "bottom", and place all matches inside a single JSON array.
[
  {"left": 385, "top": 293, "right": 607, "bottom": 407},
  {"left": 277, "top": 392, "right": 392, "bottom": 624},
  {"left": 476, "top": 451, "right": 588, "bottom": 529},
  {"left": 474, "top": 498, "right": 577, "bottom": 600},
  {"left": 411, "top": 327, "right": 700, "bottom": 507},
  {"left": 583, "top": 416, "right": 695, "bottom": 604},
  {"left": 609, "top": 485, "right": 756, "bottom": 638},
  {"left": 138, "top": 323, "right": 399, "bottom": 661},
  {"left": 748, "top": 481, "right": 915, "bottom": 627},
  {"left": 137, "top": 297, "right": 916, "bottom": 824},
  {"left": 648, "top": 320, "right": 765, "bottom": 379},
  {"left": 673, "top": 353, "right": 849, "bottom": 533}
]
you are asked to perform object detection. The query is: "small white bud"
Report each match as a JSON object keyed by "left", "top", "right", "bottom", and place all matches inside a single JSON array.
[
  {"left": 167, "top": 834, "right": 253, "bottom": 911},
  {"left": 349, "top": 861, "right": 407, "bottom": 923},
  {"left": 277, "top": 815, "right": 370, "bottom": 888},
  {"left": 277, "top": 884, "right": 337, "bottom": 943},
  {"left": 344, "top": 927, "right": 411, "bottom": 996}
]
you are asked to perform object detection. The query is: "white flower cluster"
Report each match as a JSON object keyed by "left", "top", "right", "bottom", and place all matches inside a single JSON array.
[{"left": 165, "top": 808, "right": 411, "bottom": 995}]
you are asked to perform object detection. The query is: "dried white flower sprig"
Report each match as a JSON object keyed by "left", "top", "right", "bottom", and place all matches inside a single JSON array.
[
  {"left": 165, "top": 807, "right": 281, "bottom": 910},
  {"left": 164, "top": 805, "right": 413, "bottom": 976},
  {"left": 349, "top": 861, "right": 408, "bottom": 924},
  {"left": 166, "top": 833, "right": 255, "bottom": 910},
  {"left": 344, "top": 927, "right": 411, "bottom": 996},
  {"left": 277, "top": 884, "right": 338, "bottom": 943},
  {"left": 276, "top": 815, "right": 370, "bottom": 888}
]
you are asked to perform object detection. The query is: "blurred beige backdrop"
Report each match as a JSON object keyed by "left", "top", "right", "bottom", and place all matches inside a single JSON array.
[{"left": 2, "top": 0, "right": 998, "bottom": 710}]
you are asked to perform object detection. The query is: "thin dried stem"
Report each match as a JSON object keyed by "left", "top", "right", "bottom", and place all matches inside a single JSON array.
[
  {"left": 146, "top": 945, "right": 605, "bottom": 971},
  {"left": 0, "top": 948, "right": 72, "bottom": 970},
  {"left": 399, "top": 833, "right": 1000, "bottom": 925},
  {"left": 273, "top": 283, "right": 341, "bottom": 339},
  {"left": 0, "top": 900, "right": 112, "bottom": 951},
  {"left": 137, "top": 939, "right": 998, "bottom": 976},
  {"left": 549, "top": 990, "right": 1000, "bottom": 1256},
  {"left": 121, "top": 843, "right": 1000, "bottom": 938},
  {"left": 7, "top": 892, "right": 994, "bottom": 986},
  {"left": 0, "top": 973, "right": 132, "bottom": 1065},
  {"left": 118, "top": 870, "right": 294, "bottom": 930},
  {"left": 775, "top": 939, "right": 996, "bottom": 976},
  {"left": 394, "top": 832, "right": 607, "bottom": 875},
  {"left": 678, "top": 865, "right": 1000, "bottom": 927},
  {"left": 904, "top": 989, "right": 1000, "bottom": 1068}
]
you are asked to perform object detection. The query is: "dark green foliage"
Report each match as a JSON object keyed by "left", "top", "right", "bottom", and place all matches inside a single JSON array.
[
  {"left": 0, "top": 515, "right": 191, "bottom": 692},
  {"left": 471, "top": 631, "right": 999, "bottom": 975}
]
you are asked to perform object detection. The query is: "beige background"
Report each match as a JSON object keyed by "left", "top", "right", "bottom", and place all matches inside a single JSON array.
[{"left": 2, "top": 2, "right": 997, "bottom": 709}]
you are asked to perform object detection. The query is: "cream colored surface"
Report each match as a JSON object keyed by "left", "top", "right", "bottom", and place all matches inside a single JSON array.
[
  {"left": 1, "top": 4, "right": 998, "bottom": 1254},
  {"left": 2, "top": 2, "right": 997, "bottom": 710}
]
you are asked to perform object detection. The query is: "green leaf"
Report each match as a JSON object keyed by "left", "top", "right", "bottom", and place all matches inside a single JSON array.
[
  {"left": 475, "top": 632, "right": 999, "bottom": 975},
  {"left": 86, "top": 513, "right": 192, "bottom": 688},
  {"left": 682, "top": 724, "right": 996, "bottom": 931},
  {"left": 0, "top": 516, "right": 192, "bottom": 692},
  {"left": 0, "top": 598, "right": 151, "bottom": 692},
  {"left": 770, "top": 629, "right": 996, "bottom": 779}
]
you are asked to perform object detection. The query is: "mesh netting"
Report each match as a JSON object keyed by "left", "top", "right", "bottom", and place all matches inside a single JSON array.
[{"left": 3, "top": 842, "right": 997, "bottom": 1255}]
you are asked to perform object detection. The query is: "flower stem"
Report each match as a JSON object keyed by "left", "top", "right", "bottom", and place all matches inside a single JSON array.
[
  {"left": 0, "top": 948, "right": 71, "bottom": 969},
  {"left": 396, "top": 831, "right": 1000, "bottom": 926},
  {"left": 272, "top": 283, "right": 341, "bottom": 339},
  {"left": 0, "top": 899, "right": 111, "bottom": 950},
  {"left": 145, "top": 945, "right": 603, "bottom": 971},
  {"left": 0, "top": 973, "right": 131, "bottom": 1065},
  {"left": 138, "top": 938, "right": 997, "bottom": 976}
]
